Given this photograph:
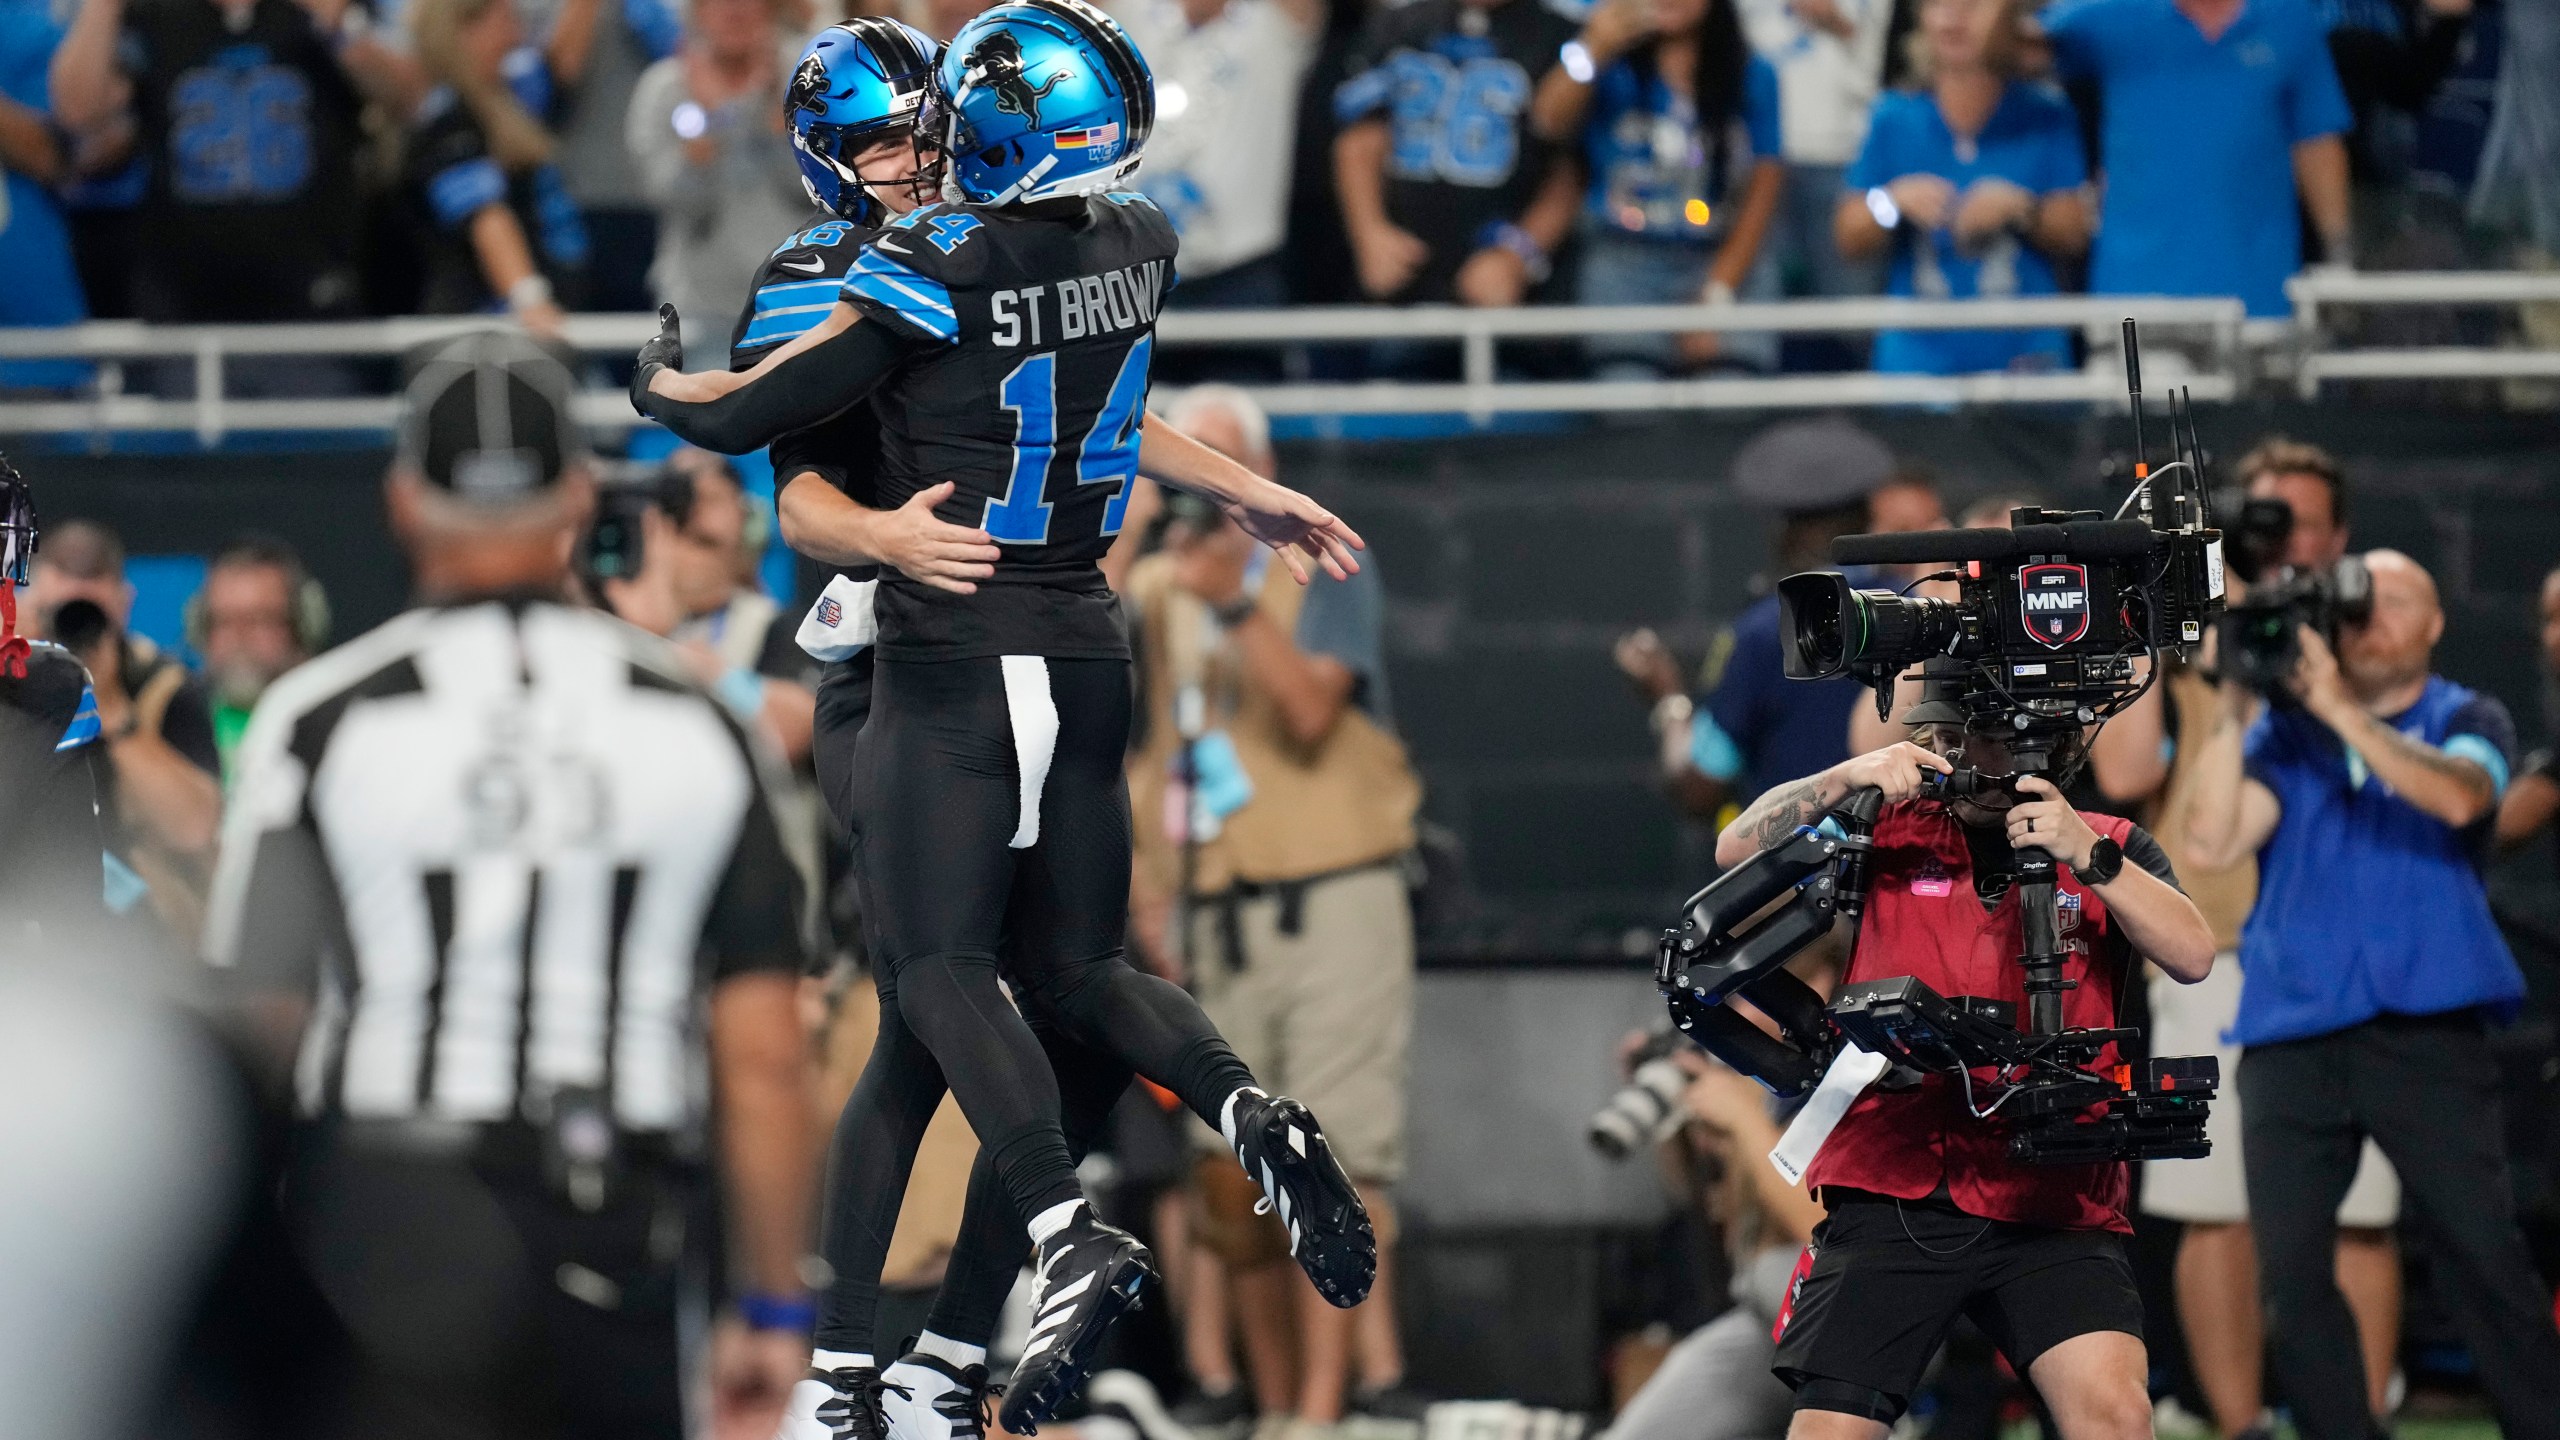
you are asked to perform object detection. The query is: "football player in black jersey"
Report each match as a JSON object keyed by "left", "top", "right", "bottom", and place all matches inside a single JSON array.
[
  {"left": 642, "top": 3, "right": 1376, "bottom": 1433},
  {"left": 738, "top": 20, "right": 1152, "bottom": 1440},
  {"left": 0, "top": 455, "right": 110, "bottom": 948}
]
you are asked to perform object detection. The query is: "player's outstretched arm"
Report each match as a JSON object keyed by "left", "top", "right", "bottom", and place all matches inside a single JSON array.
[
  {"left": 1137, "top": 416, "right": 1364, "bottom": 584},
  {"left": 634, "top": 303, "right": 910, "bottom": 455}
]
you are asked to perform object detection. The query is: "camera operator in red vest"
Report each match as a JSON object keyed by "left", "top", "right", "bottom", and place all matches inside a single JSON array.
[{"left": 1712, "top": 670, "right": 2215, "bottom": 1440}]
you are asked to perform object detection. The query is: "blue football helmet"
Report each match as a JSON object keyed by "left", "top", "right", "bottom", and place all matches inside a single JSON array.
[
  {"left": 786, "top": 17, "right": 939, "bottom": 223},
  {"left": 923, "top": 0, "right": 1153, "bottom": 206}
]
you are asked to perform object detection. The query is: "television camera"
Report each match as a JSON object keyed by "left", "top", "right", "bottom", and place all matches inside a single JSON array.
[{"left": 1653, "top": 322, "right": 2222, "bottom": 1167}]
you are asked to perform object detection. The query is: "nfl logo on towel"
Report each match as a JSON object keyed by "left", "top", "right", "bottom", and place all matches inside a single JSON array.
[{"left": 818, "top": 596, "right": 844, "bottom": 627}]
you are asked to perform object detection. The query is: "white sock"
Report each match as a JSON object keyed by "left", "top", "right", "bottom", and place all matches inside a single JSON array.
[
  {"left": 908, "top": 1330, "right": 988, "bottom": 1369},
  {"left": 1219, "top": 1086, "right": 1267, "bottom": 1149},
  {"left": 812, "top": 1348, "right": 874, "bottom": 1374},
  {"left": 1027, "top": 1197, "right": 1083, "bottom": 1245}
]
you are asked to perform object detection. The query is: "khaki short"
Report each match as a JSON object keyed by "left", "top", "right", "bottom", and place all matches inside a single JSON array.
[
  {"left": 1186, "top": 865, "right": 1415, "bottom": 1184},
  {"left": 2141, "top": 956, "right": 2401, "bottom": 1228}
]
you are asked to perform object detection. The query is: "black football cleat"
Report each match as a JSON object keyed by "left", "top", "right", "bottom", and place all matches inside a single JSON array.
[
  {"left": 998, "top": 1207, "right": 1155, "bottom": 1434},
  {"left": 786, "top": 1364, "right": 903, "bottom": 1440},
  {"left": 882, "top": 1349, "right": 998, "bottom": 1440},
  {"left": 1225, "top": 1089, "right": 1377, "bottom": 1308}
]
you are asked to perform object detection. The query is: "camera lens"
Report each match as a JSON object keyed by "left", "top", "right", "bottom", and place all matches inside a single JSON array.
[
  {"left": 1778, "top": 572, "right": 1964, "bottom": 681},
  {"left": 1778, "top": 573, "right": 1857, "bottom": 679},
  {"left": 1587, "top": 1057, "right": 1693, "bottom": 1159}
]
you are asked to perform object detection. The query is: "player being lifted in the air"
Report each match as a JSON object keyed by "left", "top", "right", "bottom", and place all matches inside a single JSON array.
[{"left": 639, "top": 4, "right": 1375, "bottom": 1433}]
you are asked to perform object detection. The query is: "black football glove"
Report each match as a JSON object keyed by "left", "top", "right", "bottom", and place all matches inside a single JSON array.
[{"left": 630, "top": 303, "right": 683, "bottom": 417}]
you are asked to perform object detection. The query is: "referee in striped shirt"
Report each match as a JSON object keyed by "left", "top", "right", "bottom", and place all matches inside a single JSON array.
[{"left": 205, "top": 333, "right": 819, "bottom": 1440}]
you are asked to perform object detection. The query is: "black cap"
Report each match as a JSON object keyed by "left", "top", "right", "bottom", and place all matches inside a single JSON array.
[
  {"left": 1733, "top": 416, "right": 1896, "bottom": 513},
  {"left": 1901, "top": 656, "right": 1980, "bottom": 728},
  {"left": 397, "top": 331, "right": 588, "bottom": 504}
]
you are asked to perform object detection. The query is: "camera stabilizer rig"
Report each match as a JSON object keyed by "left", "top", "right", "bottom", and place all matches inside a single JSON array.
[
  {"left": 1653, "top": 322, "right": 2221, "bottom": 1167},
  {"left": 1654, "top": 771, "right": 2217, "bottom": 1165}
]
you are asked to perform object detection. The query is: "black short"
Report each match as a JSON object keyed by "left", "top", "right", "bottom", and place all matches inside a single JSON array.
[{"left": 1771, "top": 1189, "right": 2142, "bottom": 1422}]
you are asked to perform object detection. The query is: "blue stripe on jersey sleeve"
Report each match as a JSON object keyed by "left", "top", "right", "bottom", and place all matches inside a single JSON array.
[
  {"left": 738, "top": 276, "right": 847, "bottom": 348},
  {"left": 57, "top": 684, "right": 100, "bottom": 751},
  {"left": 839, "top": 250, "right": 959, "bottom": 344}
]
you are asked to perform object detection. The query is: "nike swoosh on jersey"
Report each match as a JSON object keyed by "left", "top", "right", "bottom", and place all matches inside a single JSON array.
[
  {"left": 777, "top": 254, "right": 827, "bottom": 273},
  {"left": 874, "top": 236, "right": 912, "bottom": 254}
]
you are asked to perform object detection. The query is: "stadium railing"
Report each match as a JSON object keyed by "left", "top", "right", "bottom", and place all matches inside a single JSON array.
[
  {"left": 2288, "top": 269, "right": 2560, "bottom": 397},
  {"left": 0, "top": 274, "right": 2547, "bottom": 442}
]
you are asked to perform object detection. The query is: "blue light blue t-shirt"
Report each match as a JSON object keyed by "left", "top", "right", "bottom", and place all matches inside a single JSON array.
[
  {"left": 2234, "top": 676, "right": 2526, "bottom": 1046},
  {"left": 1583, "top": 52, "right": 1782, "bottom": 244},
  {"left": 1846, "top": 84, "right": 2086, "bottom": 374},
  {"left": 0, "top": 0, "right": 90, "bottom": 391},
  {"left": 2044, "top": 0, "right": 2351, "bottom": 317}
]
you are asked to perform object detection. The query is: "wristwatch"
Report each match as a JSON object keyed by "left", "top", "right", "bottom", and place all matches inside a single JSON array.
[{"left": 2072, "top": 836, "right": 2124, "bottom": 886}]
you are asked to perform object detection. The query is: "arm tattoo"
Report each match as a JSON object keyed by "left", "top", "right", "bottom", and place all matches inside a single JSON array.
[
  {"left": 1745, "top": 780, "right": 1826, "bottom": 852},
  {"left": 2353, "top": 711, "right": 2495, "bottom": 802}
]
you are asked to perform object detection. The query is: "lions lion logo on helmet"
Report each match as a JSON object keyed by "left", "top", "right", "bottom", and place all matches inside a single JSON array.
[
  {"left": 964, "top": 29, "right": 1069, "bottom": 129},
  {"left": 787, "top": 52, "right": 831, "bottom": 117}
]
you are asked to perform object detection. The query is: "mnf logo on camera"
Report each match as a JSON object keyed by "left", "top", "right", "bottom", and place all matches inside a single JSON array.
[{"left": 2018, "top": 563, "right": 2092, "bottom": 648}]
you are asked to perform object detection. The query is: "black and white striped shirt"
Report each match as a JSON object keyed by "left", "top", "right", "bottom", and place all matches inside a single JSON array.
[{"left": 205, "top": 598, "right": 805, "bottom": 1133}]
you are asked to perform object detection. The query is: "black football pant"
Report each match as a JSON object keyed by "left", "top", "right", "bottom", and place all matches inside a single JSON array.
[
  {"left": 2242, "top": 1010, "right": 2560, "bottom": 1440},
  {"left": 817, "top": 654, "right": 1253, "bottom": 1356}
]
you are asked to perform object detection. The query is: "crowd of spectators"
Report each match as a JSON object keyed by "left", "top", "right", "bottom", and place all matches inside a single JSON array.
[{"left": 0, "top": 0, "right": 2548, "bottom": 382}]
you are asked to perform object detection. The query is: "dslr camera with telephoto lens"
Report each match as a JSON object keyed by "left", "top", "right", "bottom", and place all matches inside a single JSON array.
[
  {"left": 1651, "top": 321, "right": 2224, "bottom": 1166},
  {"left": 2212, "top": 494, "right": 2373, "bottom": 696},
  {"left": 1588, "top": 1029, "right": 1701, "bottom": 1160}
]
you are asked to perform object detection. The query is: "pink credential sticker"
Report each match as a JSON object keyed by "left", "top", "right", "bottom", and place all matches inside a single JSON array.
[{"left": 1913, "top": 875, "right": 1953, "bottom": 897}]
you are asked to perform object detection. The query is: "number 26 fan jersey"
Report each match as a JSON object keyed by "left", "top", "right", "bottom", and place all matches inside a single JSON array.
[{"left": 834, "top": 191, "right": 1177, "bottom": 663}]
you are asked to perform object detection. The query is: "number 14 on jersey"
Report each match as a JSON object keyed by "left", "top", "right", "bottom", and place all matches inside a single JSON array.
[{"left": 985, "top": 335, "right": 1153, "bottom": 545}]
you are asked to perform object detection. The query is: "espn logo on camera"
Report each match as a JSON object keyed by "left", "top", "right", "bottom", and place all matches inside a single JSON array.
[{"left": 2018, "top": 562, "right": 2091, "bottom": 649}]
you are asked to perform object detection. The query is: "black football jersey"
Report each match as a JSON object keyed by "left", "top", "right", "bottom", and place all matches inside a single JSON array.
[
  {"left": 835, "top": 191, "right": 1179, "bottom": 661},
  {"left": 732, "top": 213, "right": 887, "bottom": 592},
  {"left": 0, "top": 640, "right": 107, "bottom": 933}
]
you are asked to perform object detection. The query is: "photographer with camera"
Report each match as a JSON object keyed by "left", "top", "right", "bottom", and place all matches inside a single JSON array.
[
  {"left": 2143, "top": 437, "right": 2403, "bottom": 1440},
  {"left": 24, "top": 518, "right": 222, "bottom": 941},
  {"left": 1711, "top": 676, "right": 2213, "bottom": 1438},
  {"left": 2182, "top": 548, "right": 2560, "bottom": 1440},
  {"left": 1593, "top": 1036, "right": 1827, "bottom": 1440}
]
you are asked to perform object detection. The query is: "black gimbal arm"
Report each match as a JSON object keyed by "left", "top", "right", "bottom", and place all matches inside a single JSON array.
[{"left": 1655, "top": 791, "right": 1886, "bottom": 1097}]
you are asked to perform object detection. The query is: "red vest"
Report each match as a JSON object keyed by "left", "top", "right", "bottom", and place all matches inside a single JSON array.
[{"left": 1804, "top": 803, "right": 2141, "bottom": 1233}]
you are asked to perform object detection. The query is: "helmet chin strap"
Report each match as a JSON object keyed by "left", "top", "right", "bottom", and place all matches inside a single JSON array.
[{"left": 987, "top": 152, "right": 1059, "bottom": 207}]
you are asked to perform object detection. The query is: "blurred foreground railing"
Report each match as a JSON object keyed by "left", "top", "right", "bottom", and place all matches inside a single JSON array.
[{"left": 0, "top": 275, "right": 2546, "bottom": 442}]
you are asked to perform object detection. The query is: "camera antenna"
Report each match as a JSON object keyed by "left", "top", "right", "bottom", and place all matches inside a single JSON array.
[
  {"left": 2174, "top": 386, "right": 2213, "bottom": 529},
  {"left": 2122, "top": 319, "right": 2153, "bottom": 524}
]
